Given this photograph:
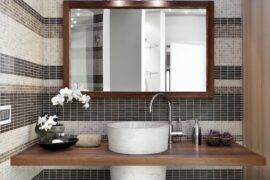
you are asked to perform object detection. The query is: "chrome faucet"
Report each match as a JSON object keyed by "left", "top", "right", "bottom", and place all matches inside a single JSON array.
[{"left": 149, "top": 93, "right": 183, "bottom": 144}]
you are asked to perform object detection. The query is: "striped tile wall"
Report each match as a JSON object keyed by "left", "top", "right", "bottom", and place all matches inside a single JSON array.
[{"left": 0, "top": 0, "right": 244, "bottom": 180}]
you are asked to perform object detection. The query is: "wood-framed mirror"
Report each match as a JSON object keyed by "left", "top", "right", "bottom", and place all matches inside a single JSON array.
[{"left": 63, "top": 1, "right": 214, "bottom": 98}]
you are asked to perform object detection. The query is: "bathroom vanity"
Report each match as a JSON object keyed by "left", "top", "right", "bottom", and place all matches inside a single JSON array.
[
  {"left": 11, "top": 121, "right": 265, "bottom": 179},
  {"left": 11, "top": 142, "right": 265, "bottom": 166}
]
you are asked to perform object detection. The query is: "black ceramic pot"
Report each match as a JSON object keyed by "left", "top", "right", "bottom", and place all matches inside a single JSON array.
[{"left": 39, "top": 134, "right": 78, "bottom": 151}]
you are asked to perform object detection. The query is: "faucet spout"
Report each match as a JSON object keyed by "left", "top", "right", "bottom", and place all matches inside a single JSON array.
[
  {"left": 149, "top": 93, "right": 183, "bottom": 144},
  {"left": 149, "top": 93, "right": 167, "bottom": 113}
]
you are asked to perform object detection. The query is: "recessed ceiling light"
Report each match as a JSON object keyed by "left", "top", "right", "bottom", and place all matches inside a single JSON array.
[
  {"left": 71, "top": 25, "right": 74, "bottom": 28},
  {"left": 76, "top": 13, "right": 80, "bottom": 16},
  {"left": 152, "top": 0, "right": 163, "bottom": 6},
  {"left": 71, "top": 18, "right": 74, "bottom": 21},
  {"left": 113, "top": 1, "right": 125, "bottom": 6},
  {"left": 184, "top": 10, "right": 189, "bottom": 14},
  {"left": 73, "top": 21, "right": 77, "bottom": 24}
]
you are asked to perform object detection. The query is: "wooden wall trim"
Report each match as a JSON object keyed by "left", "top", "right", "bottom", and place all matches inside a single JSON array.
[{"left": 243, "top": 0, "right": 270, "bottom": 179}]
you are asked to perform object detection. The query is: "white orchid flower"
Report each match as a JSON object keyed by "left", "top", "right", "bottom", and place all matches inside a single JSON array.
[
  {"left": 59, "top": 87, "right": 73, "bottom": 102},
  {"left": 50, "top": 87, "right": 91, "bottom": 110},
  {"left": 57, "top": 94, "right": 65, "bottom": 105},
  {"left": 51, "top": 95, "right": 59, "bottom": 106},
  {"left": 39, "top": 115, "right": 58, "bottom": 131},
  {"left": 83, "top": 102, "right": 90, "bottom": 109},
  {"left": 72, "top": 89, "right": 83, "bottom": 100},
  {"left": 47, "top": 115, "right": 58, "bottom": 125},
  {"left": 79, "top": 94, "right": 90, "bottom": 104},
  {"left": 37, "top": 115, "right": 47, "bottom": 125},
  {"left": 51, "top": 94, "right": 65, "bottom": 106}
]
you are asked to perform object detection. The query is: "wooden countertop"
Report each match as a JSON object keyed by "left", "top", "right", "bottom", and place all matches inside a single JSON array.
[{"left": 11, "top": 142, "right": 266, "bottom": 166}]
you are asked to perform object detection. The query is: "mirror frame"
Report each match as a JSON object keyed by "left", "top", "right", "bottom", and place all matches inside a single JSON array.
[{"left": 63, "top": 1, "right": 214, "bottom": 99}]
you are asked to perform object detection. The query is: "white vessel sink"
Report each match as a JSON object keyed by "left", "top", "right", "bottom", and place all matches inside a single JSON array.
[{"left": 107, "top": 121, "right": 169, "bottom": 155}]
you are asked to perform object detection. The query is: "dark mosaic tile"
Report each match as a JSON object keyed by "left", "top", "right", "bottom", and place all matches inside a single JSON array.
[
  {"left": 43, "top": 66, "right": 63, "bottom": 80},
  {"left": 0, "top": 93, "right": 43, "bottom": 133},
  {"left": 0, "top": 53, "right": 63, "bottom": 79},
  {"left": 215, "top": 18, "right": 242, "bottom": 38},
  {"left": 215, "top": 66, "right": 242, "bottom": 80},
  {"left": 37, "top": 169, "right": 243, "bottom": 180},
  {"left": 42, "top": 93, "right": 243, "bottom": 122},
  {"left": 32, "top": 171, "right": 43, "bottom": 180},
  {"left": 215, "top": 18, "right": 242, "bottom": 25},
  {"left": 14, "top": 0, "right": 63, "bottom": 25}
]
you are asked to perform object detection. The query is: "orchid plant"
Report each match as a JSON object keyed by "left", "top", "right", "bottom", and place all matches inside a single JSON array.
[
  {"left": 51, "top": 87, "right": 90, "bottom": 109},
  {"left": 35, "top": 86, "right": 91, "bottom": 138}
]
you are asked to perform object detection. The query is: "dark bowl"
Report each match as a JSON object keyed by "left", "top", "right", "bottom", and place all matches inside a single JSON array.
[
  {"left": 220, "top": 137, "right": 234, "bottom": 146},
  {"left": 206, "top": 136, "right": 220, "bottom": 146},
  {"left": 39, "top": 135, "right": 78, "bottom": 151}
]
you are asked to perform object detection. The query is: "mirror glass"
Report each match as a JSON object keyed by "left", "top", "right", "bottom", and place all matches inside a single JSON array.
[{"left": 70, "top": 9, "right": 207, "bottom": 92}]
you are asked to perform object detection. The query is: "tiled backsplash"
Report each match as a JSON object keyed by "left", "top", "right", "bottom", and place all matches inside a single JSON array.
[
  {"left": 0, "top": 0, "right": 243, "bottom": 180},
  {"left": 42, "top": 94, "right": 242, "bottom": 122}
]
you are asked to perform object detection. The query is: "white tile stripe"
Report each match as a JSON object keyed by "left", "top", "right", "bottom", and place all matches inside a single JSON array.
[
  {"left": 43, "top": 39, "right": 63, "bottom": 66},
  {"left": 215, "top": 80, "right": 242, "bottom": 87},
  {"left": 0, "top": 73, "right": 240, "bottom": 89},
  {"left": 0, "top": 124, "right": 37, "bottom": 154},
  {"left": 0, "top": 11, "right": 43, "bottom": 65},
  {"left": 214, "top": 0, "right": 242, "bottom": 18},
  {"left": 0, "top": 73, "right": 43, "bottom": 87},
  {"left": 0, "top": 73, "right": 62, "bottom": 87},
  {"left": 215, "top": 38, "right": 242, "bottom": 66},
  {"left": 42, "top": 0, "right": 63, "bottom": 18},
  {"left": 0, "top": 159, "right": 42, "bottom": 180},
  {"left": 43, "top": 79, "right": 63, "bottom": 87}
]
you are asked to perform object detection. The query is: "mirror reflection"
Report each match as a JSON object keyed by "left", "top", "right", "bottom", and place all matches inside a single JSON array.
[{"left": 70, "top": 9, "right": 207, "bottom": 92}]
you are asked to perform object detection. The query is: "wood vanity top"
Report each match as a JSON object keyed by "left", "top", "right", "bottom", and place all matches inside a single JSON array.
[{"left": 11, "top": 142, "right": 265, "bottom": 166}]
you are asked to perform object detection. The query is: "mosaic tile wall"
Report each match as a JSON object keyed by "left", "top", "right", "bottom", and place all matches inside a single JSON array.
[
  {"left": 32, "top": 169, "right": 243, "bottom": 180},
  {"left": 0, "top": 0, "right": 243, "bottom": 179},
  {"left": 0, "top": 0, "right": 47, "bottom": 179},
  {"left": 41, "top": 0, "right": 244, "bottom": 179}
]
